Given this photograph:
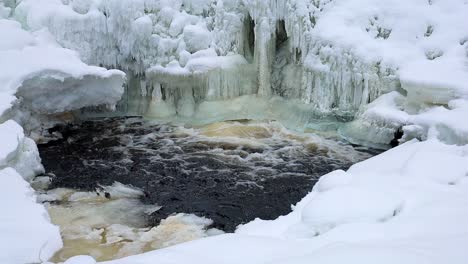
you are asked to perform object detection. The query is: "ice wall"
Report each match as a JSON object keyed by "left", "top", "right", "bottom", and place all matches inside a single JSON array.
[
  {"left": 13, "top": 0, "right": 399, "bottom": 120},
  {"left": 12, "top": 0, "right": 468, "bottom": 146}
]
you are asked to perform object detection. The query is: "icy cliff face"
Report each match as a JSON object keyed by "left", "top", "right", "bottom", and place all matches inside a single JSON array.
[
  {"left": 10, "top": 0, "right": 395, "bottom": 119},
  {"left": 3, "top": 0, "right": 468, "bottom": 146},
  {"left": 13, "top": 0, "right": 468, "bottom": 146}
]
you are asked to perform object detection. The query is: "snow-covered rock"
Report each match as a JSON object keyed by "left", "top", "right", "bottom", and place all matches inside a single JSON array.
[
  {"left": 341, "top": 92, "right": 468, "bottom": 147},
  {"left": 0, "top": 120, "right": 43, "bottom": 181}
]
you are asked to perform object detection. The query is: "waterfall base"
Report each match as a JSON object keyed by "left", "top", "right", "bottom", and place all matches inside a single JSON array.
[{"left": 36, "top": 117, "right": 377, "bottom": 261}]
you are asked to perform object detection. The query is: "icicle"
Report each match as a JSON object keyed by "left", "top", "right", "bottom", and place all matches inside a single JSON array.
[
  {"left": 151, "top": 82, "right": 163, "bottom": 102},
  {"left": 140, "top": 79, "right": 147, "bottom": 97},
  {"left": 254, "top": 18, "right": 275, "bottom": 97}
]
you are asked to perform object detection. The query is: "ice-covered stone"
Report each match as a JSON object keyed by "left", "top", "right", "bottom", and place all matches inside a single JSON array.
[{"left": 0, "top": 120, "right": 44, "bottom": 181}]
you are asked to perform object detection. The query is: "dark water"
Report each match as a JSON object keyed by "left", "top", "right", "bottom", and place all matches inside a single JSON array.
[{"left": 39, "top": 117, "right": 375, "bottom": 232}]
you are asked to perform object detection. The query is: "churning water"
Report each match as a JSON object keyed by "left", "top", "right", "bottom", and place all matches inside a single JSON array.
[{"left": 36, "top": 118, "right": 377, "bottom": 262}]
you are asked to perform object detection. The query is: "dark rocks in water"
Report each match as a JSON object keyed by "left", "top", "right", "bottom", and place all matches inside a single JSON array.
[
  {"left": 38, "top": 117, "right": 373, "bottom": 232},
  {"left": 390, "top": 127, "right": 404, "bottom": 148}
]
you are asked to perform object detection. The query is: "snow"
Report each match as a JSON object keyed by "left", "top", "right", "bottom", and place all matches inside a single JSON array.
[
  {"left": 340, "top": 91, "right": 468, "bottom": 147},
  {"left": 0, "top": 120, "right": 43, "bottom": 181},
  {"left": 0, "top": 168, "right": 62, "bottom": 264},
  {"left": 0, "top": 120, "right": 24, "bottom": 167}
]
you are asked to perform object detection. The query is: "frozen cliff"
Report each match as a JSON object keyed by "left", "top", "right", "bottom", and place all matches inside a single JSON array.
[{"left": 12, "top": 0, "right": 468, "bottom": 147}]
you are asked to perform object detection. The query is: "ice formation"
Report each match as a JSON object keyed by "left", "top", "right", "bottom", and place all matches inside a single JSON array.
[
  {"left": 8, "top": 0, "right": 388, "bottom": 118},
  {"left": 11, "top": 0, "right": 468, "bottom": 147}
]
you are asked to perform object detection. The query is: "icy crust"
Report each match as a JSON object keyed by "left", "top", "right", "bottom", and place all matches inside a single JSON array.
[
  {"left": 14, "top": 0, "right": 258, "bottom": 117},
  {"left": 36, "top": 182, "right": 221, "bottom": 262},
  {"left": 53, "top": 139, "right": 468, "bottom": 264},
  {"left": 0, "top": 19, "right": 125, "bottom": 119}
]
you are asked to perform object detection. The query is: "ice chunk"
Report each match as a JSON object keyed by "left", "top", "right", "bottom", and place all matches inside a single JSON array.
[{"left": 0, "top": 120, "right": 44, "bottom": 181}]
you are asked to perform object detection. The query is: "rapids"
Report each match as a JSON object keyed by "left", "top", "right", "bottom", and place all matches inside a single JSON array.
[{"left": 37, "top": 118, "right": 377, "bottom": 262}]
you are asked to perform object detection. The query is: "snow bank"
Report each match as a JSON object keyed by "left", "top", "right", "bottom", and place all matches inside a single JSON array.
[
  {"left": 0, "top": 168, "right": 62, "bottom": 264},
  {"left": 0, "top": 120, "right": 61, "bottom": 263}
]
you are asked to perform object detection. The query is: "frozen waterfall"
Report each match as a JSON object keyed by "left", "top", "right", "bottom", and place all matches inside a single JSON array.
[
  {"left": 11, "top": 0, "right": 468, "bottom": 147},
  {"left": 15, "top": 0, "right": 397, "bottom": 121}
]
